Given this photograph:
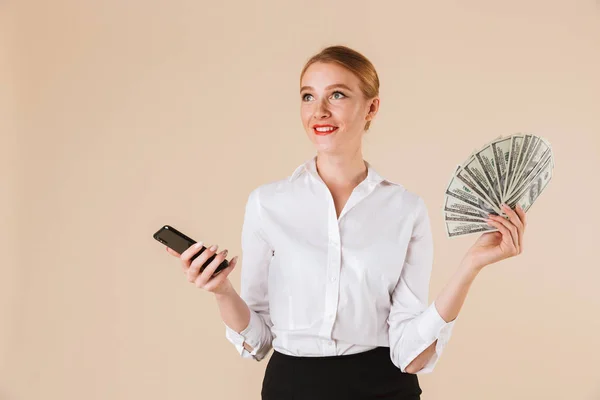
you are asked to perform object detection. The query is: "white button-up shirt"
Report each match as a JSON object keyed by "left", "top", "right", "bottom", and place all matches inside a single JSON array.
[{"left": 224, "top": 155, "right": 456, "bottom": 374}]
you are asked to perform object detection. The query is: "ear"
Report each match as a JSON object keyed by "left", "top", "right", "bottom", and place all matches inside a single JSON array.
[{"left": 365, "top": 97, "right": 380, "bottom": 121}]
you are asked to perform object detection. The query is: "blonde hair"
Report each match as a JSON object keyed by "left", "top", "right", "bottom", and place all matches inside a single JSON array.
[{"left": 300, "top": 45, "right": 380, "bottom": 131}]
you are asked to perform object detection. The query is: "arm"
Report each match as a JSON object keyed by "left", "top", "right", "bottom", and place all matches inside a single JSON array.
[
  {"left": 221, "top": 187, "right": 274, "bottom": 361},
  {"left": 403, "top": 202, "right": 528, "bottom": 373},
  {"left": 388, "top": 196, "right": 457, "bottom": 374},
  {"left": 215, "top": 284, "right": 254, "bottom": 352},
  {"left": 404, "top": 260, "right": 479, "bottom": 373}
]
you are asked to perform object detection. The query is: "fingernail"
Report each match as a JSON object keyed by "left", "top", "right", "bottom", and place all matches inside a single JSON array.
[
  {"left": 221, "top": 249, "right": 228, "bottom": 257},
  {"left": 209, "top": 244, "right": 218, "bottom": 252},
  {"left": 232, "top": 256, "right": 238, "bottom": 263},
  {"left": 195, "top": 241, "right": 203, "bottom": 248}
]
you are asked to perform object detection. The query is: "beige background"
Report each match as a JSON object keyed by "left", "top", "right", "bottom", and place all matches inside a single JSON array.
[{"left": 2, "top": 1, "right": 600, "bottom": 399}]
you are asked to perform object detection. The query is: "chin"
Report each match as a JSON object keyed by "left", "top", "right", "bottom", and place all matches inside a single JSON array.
[{"left": 314, "top": 142, "right": 340, "bottom": 153}]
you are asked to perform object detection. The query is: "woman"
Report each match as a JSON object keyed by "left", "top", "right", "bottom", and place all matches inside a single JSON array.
[{"left": 166, "top": 45, "right": 526, "bottom": 399}]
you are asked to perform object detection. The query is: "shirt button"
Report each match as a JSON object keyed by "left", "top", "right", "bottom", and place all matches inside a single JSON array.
[{"left": 330, "top": 276, "right": 336, "bottom": 282}]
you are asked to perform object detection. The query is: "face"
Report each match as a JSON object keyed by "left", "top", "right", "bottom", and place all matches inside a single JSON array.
[{"left": 300, "top": 62, "right": 379, "bottom": 154}]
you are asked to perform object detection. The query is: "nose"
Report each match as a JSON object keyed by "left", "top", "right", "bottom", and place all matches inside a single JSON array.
[{"left": 314, "top": 98, "right": 331, "bottom": 119}]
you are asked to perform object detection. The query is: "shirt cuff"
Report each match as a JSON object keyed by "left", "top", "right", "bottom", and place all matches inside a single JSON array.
[
  {"left": 224, "top": 309, "right": 264, "bottom": 358},
  {"left": 417, "top": 300, "right": 456, "bottom": 344},
  {"left": 409, "top": 301, "right": 456, "bottom": 373}
]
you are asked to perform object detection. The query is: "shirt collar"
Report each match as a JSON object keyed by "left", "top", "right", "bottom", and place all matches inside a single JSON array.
[{"left": 288, "top": 154, "right": 401, "bottom": 187}]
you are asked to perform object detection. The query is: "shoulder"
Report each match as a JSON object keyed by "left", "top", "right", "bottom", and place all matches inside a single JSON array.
[
  {"left": 400, "top": 190, "right": 431, "bottom": 235},
  {"left": 379, "top": 180, "right": 427, "bottom": 217},
  {"left": 402, "top": 189, "right": 427, "bottom": 215},
  {"left": 246, "top": 176, "right": 291, "bottom": 206},
  {"left": 382, "top": 184, "right": 430, "bottom": 231}
]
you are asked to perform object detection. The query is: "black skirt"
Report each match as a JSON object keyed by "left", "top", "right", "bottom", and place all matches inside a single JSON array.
[{"left": 261, "top": 346, "right": 422, "bottom": 400}]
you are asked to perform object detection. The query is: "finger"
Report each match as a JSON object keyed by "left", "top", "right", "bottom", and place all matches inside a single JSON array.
[
  {"left": 188, "top": 243, "right": 219, "bottom": 283},
  {"left": 203, "top": 257, "right": 238, "bottom": 292},
  {"left": 509, "top": 204, "right": 524, "bottom": 251},
  {"left": 195, "top": 249, "right": 229, "bottom": 288},
  {"left": 181, "top": 242, "right": 205, "bottom": 263},
  {"left": 500, "top": 203, "right": 524, "bottom": 232},
  {"left": 514, "top": 205, "right": 527, "bottom": 252},
  {"left": 488, "top": 215, "right": 519, "bottom": 253},
  {"left": 514, "top": 204, "right": 527, "bottom": 233},
  {"left": 491, "top": 214, "right": 519, "bottom": 252},
  {"left": 195, "top": 248, "right": 229, "bottom": 287},
  {"left": 486, "top": 219, "right": 517, "bottom": 255},
  {"left": 500, "top": 204, "right": 524, "bottom": 252},
  {"left": 180, "top": 242, "right": 205, "bottom": 273},
  {"left": 166, "top": 247, "right": 181, "bottom": 257}
]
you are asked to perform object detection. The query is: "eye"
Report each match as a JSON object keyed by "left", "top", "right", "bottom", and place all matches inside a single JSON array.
[{"left": 301, "top": 91, "right": 347, "bottom": 102}]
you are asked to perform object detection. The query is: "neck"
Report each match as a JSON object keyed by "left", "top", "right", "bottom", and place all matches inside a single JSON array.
[{"left": 315, "top": 150, "right": 368, "bottom": 189}]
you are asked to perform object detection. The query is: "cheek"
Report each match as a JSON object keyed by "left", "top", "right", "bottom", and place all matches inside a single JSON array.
[
  {"left": 338, "top": 104, "right": 361, "bottom": 121},
  {"left": 300, "top": 108, "right": 312, "bottom": 125}
]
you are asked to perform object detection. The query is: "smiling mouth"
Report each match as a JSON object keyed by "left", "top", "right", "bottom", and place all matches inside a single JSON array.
[{"left": 313, "top": 127, "right": 339, "bottom": 135}]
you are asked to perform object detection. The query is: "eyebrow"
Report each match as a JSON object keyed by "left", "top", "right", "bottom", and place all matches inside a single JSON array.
[{"left": 300, "top": 83, "right": 353, "bottom": 93}]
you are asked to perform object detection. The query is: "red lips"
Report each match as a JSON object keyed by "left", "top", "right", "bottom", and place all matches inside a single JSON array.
[{"left": 313, "top": 124, "right": 338, "bottom": 135}]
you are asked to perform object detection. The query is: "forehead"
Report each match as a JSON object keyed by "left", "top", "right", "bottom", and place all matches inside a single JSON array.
[{"left": 300, "top": 62, "right": 359, "bottom": 88}]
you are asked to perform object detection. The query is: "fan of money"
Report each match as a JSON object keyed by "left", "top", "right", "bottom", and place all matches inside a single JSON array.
[{"left": 444, "top": 133, "right": 554, "bottom": 238}]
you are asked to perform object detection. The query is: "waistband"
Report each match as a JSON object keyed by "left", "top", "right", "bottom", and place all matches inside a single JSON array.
[{"left": 272, "top": 346, "right": 389, "bottom": 362}]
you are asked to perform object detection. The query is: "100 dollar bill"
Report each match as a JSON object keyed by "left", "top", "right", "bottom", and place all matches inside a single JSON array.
[
  {"left": 445, "top": 221, "right": 497, "bottom": 238},
  {"left": 444, "top": 211, "right": 487, "bottom": 223},
  {"left": 507, "top": 153, "right": 553, "bottom": 209},
  {"left": 443, "top": 194, "right": 495, "bottom": 219},
  {"left": 506, "top": 138, "right": 552, "bottom": 201},
  {"left": 445, "top": 165, "right": 503, "bottom": 215}
]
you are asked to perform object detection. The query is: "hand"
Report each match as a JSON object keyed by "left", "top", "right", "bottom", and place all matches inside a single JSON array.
[
  {"left": 166, "top": 242, "right": 239, "bottom": 295},
  {"left": 463, "top": 203, "right": 527, "bottom": 271}
]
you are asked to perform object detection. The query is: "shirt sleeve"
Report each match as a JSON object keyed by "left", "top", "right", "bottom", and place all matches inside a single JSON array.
[
  {"left": 224, "top": 187, "right": 275, "bottom": 361},
  {"left": 387, "top": 196, "right": 456, "bottom": 374}
]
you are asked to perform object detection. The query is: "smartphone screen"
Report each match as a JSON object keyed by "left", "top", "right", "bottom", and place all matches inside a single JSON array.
[{"left": 153, "top": 225, "right": 228, "bottom": 277}]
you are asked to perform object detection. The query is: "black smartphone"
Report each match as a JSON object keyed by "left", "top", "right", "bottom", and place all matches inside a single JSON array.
[{"left": 153, "top": 225, "right": 229, "bottom": 278}]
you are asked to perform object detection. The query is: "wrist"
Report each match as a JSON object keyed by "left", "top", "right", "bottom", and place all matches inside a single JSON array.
[
  {"left": 460, "top": 255, "right": 485, "bottom": 273},
  {"left": 213, "top": 279, "right": 236, "bottom": 299}
]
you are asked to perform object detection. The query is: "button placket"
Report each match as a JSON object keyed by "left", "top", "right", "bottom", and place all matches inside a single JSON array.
[
  {"left": 328, "top": 240, "right": 341, "bottom": 333},
  {"left": 319, "top": 200, "right": 342, "bottom": 341},
  {"left": 329, "top": 223, "right": 341, "bottom": 287}
]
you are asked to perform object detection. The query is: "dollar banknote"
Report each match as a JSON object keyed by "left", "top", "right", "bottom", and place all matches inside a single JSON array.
[{"left": 444, "top": 133, "right": 554, "bottom": 238}]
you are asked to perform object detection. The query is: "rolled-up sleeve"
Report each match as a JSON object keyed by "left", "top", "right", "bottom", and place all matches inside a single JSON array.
[
  {"left": 388, "top": 196, "right": 456, "bottom": 374},
  {"left": 224, "top": 187, "right": 274, "bottom": 361}
]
